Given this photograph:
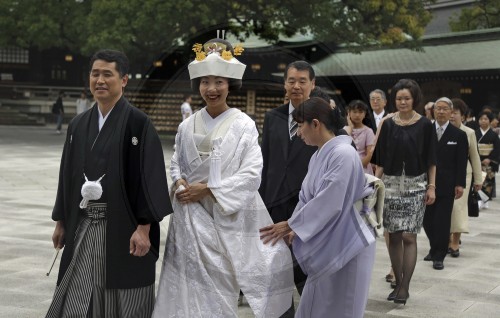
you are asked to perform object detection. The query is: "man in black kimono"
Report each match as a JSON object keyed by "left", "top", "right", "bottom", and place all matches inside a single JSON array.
[{"left": 46, "top": 49, "right": 172, "bottom": 318}]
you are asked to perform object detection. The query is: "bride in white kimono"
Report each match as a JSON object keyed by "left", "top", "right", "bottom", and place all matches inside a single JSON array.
[
  {"left": 152, "top": 38, "right": 294, "bottom": 318},
  {"left": 260, "top": 97, "right": 377, "bottom": 318}
]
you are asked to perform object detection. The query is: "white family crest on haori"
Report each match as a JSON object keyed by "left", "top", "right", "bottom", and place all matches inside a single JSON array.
[{"left": 131, "top": 136, "right": 138, "bottom": 145}]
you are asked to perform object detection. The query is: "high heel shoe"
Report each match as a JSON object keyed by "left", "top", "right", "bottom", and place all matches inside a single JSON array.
[
  {"left": 387, "top": 289, "right": 398, "bottom": 301},
  {"left": 394, "top": 290, "right": 409, "bottom": 305},
  {"left": 394, "top": 297, "right": 407, "bottom": 305}
]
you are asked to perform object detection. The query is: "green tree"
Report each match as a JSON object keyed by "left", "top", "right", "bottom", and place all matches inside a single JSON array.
[
  {"left": 0, "top": 0, "right": 434, "bottom": 68},
  {"left": 0, "top": 0, "right": 91, "bottom": 51},
  {"left": 450, "top": 0, "right": 500, "bottom": 31}
]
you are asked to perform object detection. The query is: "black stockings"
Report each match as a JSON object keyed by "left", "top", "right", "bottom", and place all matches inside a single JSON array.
[{"left": 388, "top": 232, "right": 417, "bottom": 299}]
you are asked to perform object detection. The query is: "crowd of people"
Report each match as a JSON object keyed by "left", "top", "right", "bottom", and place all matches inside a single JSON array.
[{"left": 44, "top": 36, "right": 499, "bottom": 318}]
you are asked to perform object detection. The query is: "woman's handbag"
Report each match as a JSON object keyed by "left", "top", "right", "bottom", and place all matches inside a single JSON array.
[
  {"left": 468, "top": 188, "right": 479, "bottom": 217},
  {"left": 355, "top": 174, "right": 385, "bottom": 237}
]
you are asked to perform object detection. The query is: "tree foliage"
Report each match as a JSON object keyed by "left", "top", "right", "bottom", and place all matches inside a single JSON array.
[
  {"left": 0, "top": 0, "right": 91, "bottom": 50},
  {"left": 0, "top": 0, "right": 434, "bottom": 67},
  {"left": 449, "top": 0, "right": 500, "bottom": 31}
]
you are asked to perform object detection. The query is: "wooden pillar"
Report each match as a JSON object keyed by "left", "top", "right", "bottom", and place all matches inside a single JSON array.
[{"left": 246, "top": 90, "right": 256, "bottom": 115}]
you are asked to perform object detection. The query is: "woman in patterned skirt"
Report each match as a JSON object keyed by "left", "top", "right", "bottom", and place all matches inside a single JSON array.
[{"left": 374, "top": 79, "right": 436, "bottom": 305}]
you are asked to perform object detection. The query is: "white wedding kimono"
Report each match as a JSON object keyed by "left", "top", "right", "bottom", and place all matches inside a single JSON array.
[{"left": 153, "top": 108, "right": 294, "bottom": 318}]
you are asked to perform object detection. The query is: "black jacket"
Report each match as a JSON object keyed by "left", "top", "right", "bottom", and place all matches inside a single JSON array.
[
  {"left": 52, "top": 97, "right": 172, "bottom": 288},
  {"left": 435, "top": 123, "right": 468, "bottom": 197},
  {"left": 259, "top": 104, "right": 317, "bottom": 209}
]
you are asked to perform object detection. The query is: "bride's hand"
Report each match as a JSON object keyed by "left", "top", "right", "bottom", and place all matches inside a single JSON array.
[{"left": 176, "top": 182, "right": 211, "bottom": 203}]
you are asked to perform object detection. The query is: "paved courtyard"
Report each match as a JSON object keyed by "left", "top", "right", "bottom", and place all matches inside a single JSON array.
[{"left": 1, "top": 124, "right": 500, "bottom": 317}]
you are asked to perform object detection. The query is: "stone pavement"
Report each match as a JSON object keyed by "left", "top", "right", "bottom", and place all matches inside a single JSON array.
[{"left": 1, "top": 124, "right": 500, "bottom": 317}]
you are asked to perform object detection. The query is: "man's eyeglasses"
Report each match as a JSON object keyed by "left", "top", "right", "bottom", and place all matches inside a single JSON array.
[{"left": 435, "top": 107, "right": 451, "bottom": 112}]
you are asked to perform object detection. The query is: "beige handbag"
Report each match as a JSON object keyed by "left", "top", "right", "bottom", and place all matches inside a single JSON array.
[{"left": 355, "top": 174, "right": 385, "bottom": 237}]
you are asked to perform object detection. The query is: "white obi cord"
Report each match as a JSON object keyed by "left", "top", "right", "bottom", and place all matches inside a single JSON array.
[
  {"left": 208, "top": 137, "right": 222, "bottom": 188},
  {"left": 79, "top": 173, "right": 105, "bottom": 209}
]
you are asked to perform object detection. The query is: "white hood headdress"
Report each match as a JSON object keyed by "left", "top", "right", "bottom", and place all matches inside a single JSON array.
[{"left": 188, "top": 36, "right": 246, "bottom": 80}]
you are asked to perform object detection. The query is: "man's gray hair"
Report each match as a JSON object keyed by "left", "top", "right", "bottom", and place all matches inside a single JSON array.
[
  {"left": 369, "top": 89, "right": 386, "bottom": 101},
  {"left": 435, "top": 97, "right": 453, "bottom": 109}
]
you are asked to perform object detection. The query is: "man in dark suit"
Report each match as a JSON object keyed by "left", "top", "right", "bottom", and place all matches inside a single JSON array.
[
  {"left": 259, "top": 60, "right": 316, "bottom": 315},
  {"left": 368, "top": 89, "right": 388, "bottom": 133},
  {"left": 423, "top": 97, "right": 468, "bottom": 270}
]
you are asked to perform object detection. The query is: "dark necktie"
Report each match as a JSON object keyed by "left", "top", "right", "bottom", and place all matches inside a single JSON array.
[{"left": 289, "top": 119, "right": 298, "bottom": 140}]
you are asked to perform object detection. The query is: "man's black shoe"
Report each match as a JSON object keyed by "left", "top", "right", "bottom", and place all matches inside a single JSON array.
[
  {"left": 433, "top": 260, "right": 444, "bottom": 270},
  {"left": 424, "top": 254, "right": 432, "bottom": 261}
]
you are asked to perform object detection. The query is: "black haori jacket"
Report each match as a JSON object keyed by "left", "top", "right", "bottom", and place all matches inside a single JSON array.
[{"left": 52, "top": 96, "right": 172, "bottom": 289}]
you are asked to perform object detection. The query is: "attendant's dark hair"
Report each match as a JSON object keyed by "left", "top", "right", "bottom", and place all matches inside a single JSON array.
[
  {"left": 292, "top": 97, "right": 345, "bottom": 135},
  {"left": 191, "top": 38, "right": 242, "bottom": 92},
  {"left": 346, "top": 100, "right": 369, "bottom": 113},
  {"left": 284, "top": 60, "right": 315, "bottom": 81},
  {"left": 477, "top": 110, "right": 494, "bottom": 122},
  {"left": 390, "top": 79, "right": 422, "bottom": 110},
  {"left": 90, "top": 49, "right": 129, "bottom": 77},
  {"left": 451, "top": 98, "right": 468, "bottom": 116}
]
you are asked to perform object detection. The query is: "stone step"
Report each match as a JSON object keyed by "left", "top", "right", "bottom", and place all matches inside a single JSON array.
[
  {"left": 0, "top": 108, "right": 22, "bottom": 113},
  {"left": 0, "top": 107, "right": 44, "bottom": 125},
  {"left": 0, "top": 118, "right": 43, "bottom": 125}
]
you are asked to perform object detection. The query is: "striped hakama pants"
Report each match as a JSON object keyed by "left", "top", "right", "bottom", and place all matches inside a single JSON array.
[{"left": 46, "top": 203, "right": 155, "bottom": 318}]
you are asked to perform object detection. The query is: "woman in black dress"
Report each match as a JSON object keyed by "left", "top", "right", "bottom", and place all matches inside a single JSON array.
[{"left": 374, "top": 79, "right": 436, "bottom": 305}]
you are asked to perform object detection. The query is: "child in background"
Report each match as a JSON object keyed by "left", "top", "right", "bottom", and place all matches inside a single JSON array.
[{"left": 344, "top": 100, "right": 376, "bottom": 175}]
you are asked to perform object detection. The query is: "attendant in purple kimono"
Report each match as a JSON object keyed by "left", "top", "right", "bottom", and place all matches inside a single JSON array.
[{"left": 260, "top": 97, "right": 377, "bottom": 318}]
